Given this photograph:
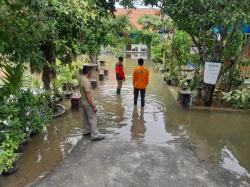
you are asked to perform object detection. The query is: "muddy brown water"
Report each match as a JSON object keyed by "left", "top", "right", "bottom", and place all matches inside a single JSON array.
[{"left": 2, "top": 55, "right": 250, "bottom": 186}]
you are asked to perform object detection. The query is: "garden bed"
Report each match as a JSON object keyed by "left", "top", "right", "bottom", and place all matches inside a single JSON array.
[{"left": 167, "top": 86, "right": 250, "bottom": 112}]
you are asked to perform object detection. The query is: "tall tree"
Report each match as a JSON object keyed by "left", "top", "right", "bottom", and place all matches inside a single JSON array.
[
  {"left": 1, "top": 0, "right": 116, "bottom": 89},
  {"left": 120, "top": 0, "right": 250, "bottom": 106},
  {"left": 137, "top": 14, "right": 162, "bottom": 31}
]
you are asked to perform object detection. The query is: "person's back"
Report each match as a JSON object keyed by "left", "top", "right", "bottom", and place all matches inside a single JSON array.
[
  {"left": 132, "top": 58, "right": 149, "bottom": 107},
  {"left": 133, "top": 65, "right": 149, "bottom": 89}
]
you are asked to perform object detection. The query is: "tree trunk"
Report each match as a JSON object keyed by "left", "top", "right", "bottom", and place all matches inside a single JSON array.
[
  {"left": 89, "top": 54, "right": 98, "bottom": 64},
  {"left": 148, "top": 44, "right": 151, "bottom": 59},
  {"left": 203, "top": 83, "right": 215, "bottom": 106},
  {"left": 41, "top": 41, "right": 56, "bottom": 90}
]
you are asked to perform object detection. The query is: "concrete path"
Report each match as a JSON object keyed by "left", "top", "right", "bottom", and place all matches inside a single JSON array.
[{"left": 32, "top": 138, "right": 246, "bottom": 187}]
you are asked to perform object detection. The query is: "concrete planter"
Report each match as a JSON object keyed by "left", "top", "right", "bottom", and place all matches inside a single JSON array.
[
  {"left": 71, "top": 96, "right": 81, "bottom": 110},
  {"left": 52, "top": 104, "right": 66, "bottom": 118},
  {"left": 179, "top": 89, "right": 192, "bottom": 108}
]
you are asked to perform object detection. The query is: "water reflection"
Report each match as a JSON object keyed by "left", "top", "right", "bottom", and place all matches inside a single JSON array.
[
  {"left": 115, "top": 96, "right": 125, "bottom": 124},
  {"left": 130, "top": 106, "right": 146, "bottom": 140}
]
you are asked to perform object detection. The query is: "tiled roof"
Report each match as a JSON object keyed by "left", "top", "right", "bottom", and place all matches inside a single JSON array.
[{"left": 115, "top": 8, "right": 160, "bottom": 29}]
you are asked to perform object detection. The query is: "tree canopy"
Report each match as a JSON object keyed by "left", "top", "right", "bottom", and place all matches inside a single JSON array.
[{"left": 1, "top": 0, "right": 128, "bottom": 89}]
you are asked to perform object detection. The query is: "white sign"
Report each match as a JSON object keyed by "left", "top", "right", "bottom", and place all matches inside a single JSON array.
[{"left": 204, "top": 62, "right": 221, "bottom": 84}]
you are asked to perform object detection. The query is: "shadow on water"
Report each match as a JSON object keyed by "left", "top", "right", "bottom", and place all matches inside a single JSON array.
[{"left": 2, "top": 55, "right": 250, "bottom": 186}]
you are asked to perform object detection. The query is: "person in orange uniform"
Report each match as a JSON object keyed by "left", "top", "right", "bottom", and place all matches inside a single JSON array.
[
  {"left": 133, "top": 58, "right": 149, "bottom": 107},
  {"left": 115, "top": 57, "right": 125, "bottom": 95}
]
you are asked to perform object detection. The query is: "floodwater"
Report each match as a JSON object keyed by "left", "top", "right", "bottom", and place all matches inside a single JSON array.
[{"left": 2, "top": 55, "right": 250, "bottom": 186}]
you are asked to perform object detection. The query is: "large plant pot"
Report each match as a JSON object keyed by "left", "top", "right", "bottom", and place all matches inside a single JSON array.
[
  {"left": 3, "top": 160, "right": 18, "bottom": 175},
  {"left": 71, "top": 96, "right": 81, "bottom": 110},
  {"left": 179, "top": 90, "right": 192, "bottom": 108},
  {"left": 52, "top": 104, "right": 66, "bottom": 118}
]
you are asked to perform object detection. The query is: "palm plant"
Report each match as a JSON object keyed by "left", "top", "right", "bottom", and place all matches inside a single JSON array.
[{"left": 0, "top": 63, "right": 29, "bottom": 96}]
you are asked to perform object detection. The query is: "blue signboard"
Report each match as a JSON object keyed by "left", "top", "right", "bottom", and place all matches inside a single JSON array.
[
  {"left": 212, "top": 23, "right": 250, "bottom": 33},
  {"left": 241, "top": 23, "right": 250, "bottom": 33}
]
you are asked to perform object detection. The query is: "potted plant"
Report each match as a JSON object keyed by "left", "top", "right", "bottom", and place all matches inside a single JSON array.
[
  {"left": 178, "top": 76, "right": 192, "bottom": 107},
  {"left": 0, "top": 149, "right": 19, "bottom": 175},
  {"left": 0, "top": 136, "right": 21, "bottom": 175},
  {"left": 164, "top": 72, "right": 174, "bottom": 85}
]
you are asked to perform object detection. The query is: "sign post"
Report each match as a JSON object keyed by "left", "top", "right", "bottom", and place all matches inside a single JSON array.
[{"left": 204, "top": 62, "right": 222, "bottom": 85}]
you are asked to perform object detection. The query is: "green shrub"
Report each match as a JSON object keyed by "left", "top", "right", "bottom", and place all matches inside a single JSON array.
[
  {"left": 222, "top": 87, "right": 250, "bottom": 110},
  {"left": 0, "top": 149, "right": 18, "bottom": 174},
  {"left": 0, "top": 90, "right": 51, "bottom": 174},
  {"left": 0, "top": 63, "right": 52, "bottom": 174}
]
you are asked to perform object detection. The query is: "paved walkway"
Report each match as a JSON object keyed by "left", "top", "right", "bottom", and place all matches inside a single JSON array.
[{"left": 32, "top": 139, "right": 244, "bottom": 187}]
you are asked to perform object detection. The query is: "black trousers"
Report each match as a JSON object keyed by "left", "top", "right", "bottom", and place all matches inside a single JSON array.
[{"left": 134, "top": 88, "right": 146, "bottom": 107}]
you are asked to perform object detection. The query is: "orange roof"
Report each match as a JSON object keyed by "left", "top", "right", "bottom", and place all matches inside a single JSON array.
[{"left": 115, "top": 8, "right": 160, "bottom": 29}]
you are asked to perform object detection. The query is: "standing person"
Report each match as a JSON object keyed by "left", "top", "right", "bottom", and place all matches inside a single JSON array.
[
  {"left": 115, "top": 57, "right": 125, "bottom": 95},
  {"left": 78, "top": 66, "right": 104, "bottom": 141},
  {"left": 133, "top": 58, "right": 149, "bottom": 107}
]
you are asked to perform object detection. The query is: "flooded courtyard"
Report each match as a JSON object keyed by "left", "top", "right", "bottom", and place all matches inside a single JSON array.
[{"left": 2, "top": 55, "right": 250, "bottom": 187}]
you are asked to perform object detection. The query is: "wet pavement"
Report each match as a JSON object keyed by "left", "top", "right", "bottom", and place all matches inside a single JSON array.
[{"left": 2, "top": 55, "right": 250, "bottom": 187}]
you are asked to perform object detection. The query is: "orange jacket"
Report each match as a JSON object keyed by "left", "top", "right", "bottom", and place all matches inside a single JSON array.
[{"left": 133, "top": 65, "right": 149, "bottom": 89}]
